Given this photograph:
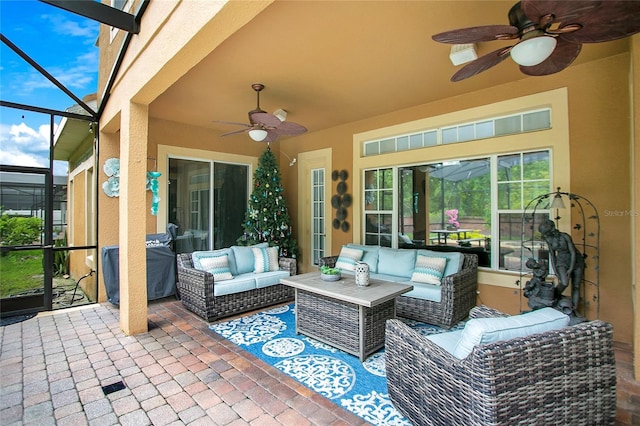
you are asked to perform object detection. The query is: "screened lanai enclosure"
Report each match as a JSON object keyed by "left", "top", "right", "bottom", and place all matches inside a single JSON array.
[{"left": 0, "top": 0, "right": 143, "bottom": 317}]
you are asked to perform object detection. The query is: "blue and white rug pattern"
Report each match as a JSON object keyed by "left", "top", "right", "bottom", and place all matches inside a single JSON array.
[{"left": 210, "top": 304, "right": 463, "bottom": 425}]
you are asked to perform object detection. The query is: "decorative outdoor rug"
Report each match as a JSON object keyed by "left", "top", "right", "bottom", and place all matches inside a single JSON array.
[{"left": 210, "top": 303, "right": 464, "bottom": 425}]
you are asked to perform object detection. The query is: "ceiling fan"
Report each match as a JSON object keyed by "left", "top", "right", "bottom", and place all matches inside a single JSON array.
[
  {"left": 432, "top": 0, "right": 640, "bottom": 82},
  {"left": 214, "top": 83, "right": 307, "bottom": 142}
]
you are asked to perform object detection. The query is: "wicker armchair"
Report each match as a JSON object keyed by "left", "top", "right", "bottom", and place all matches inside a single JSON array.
[
  {"left": 385, "top": 306, "right": 617, "bottom": 426},
  {"left": 176, "top": 253, "right": 296, "bottom": 322},
  {"left": 320, "top": 252, "right": 477, "bottom": 328},
  {"left": 396, "top": 253, "right": 477, "bottom": 328}
]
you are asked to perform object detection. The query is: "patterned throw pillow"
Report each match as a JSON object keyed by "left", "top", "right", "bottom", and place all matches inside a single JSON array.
[
  {"left": 411, "top": 254, "right": 448, "bottom": 285},
  {"left": 253, "top": 246, "right": 280, "bottom": 273},
  {"left": 334, "top": 246, "right": 364, "bottom": 272},
  {"left": 197, "top": 253, "right": 234, "bottom": 281}
]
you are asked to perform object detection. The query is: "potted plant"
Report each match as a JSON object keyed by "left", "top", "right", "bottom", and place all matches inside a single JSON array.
[{"left": 320, "top": 265, "right": 341, "bottom": 281}]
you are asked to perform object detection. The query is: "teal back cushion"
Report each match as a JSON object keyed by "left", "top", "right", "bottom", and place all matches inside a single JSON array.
[
  {"left": 452, "top": 307, "right": 570, "bottom": 359},
  {"left": 193, "top": 248, "right": 236, "bottom": 275},
  {"left": 346, "top": 244, "right": 380, "bottom": 273},
  {"left": 377, "top": 247, "right": 416, "bottom": 278},
  {"left": 232, "top": 243, "right": 269, "bottom": 274}
]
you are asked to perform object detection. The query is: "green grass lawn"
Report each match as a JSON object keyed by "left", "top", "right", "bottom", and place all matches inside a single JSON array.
[{"left": 0, "top": 250, "right": 44, "bottom": 298}]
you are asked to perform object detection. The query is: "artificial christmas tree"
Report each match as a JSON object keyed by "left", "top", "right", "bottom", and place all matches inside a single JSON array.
[{"left": 238, "top": 147, "right": 298, "bottom": 258}]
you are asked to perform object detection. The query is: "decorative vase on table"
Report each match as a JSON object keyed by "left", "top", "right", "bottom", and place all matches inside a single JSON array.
[{"left": 355, "top": 261, "right": 370, "bottom": 287}]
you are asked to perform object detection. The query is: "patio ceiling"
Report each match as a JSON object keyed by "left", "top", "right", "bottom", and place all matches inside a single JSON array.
[{"left": 148, "top": 1, "right": 631, "bottom": 138}]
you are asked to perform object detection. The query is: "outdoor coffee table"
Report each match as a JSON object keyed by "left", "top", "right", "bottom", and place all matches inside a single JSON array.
[{"left": 280, "top": 272, "right": 413, "bottom": 361}]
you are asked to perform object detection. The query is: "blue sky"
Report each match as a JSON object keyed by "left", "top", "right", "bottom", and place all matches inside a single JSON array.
[{"left": 0, "top": 0, "right": 99, "bottom": 175}]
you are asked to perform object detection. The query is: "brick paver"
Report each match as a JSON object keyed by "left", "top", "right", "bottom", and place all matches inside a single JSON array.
[
  {"left": 0, "top": 300, "right": 364, "bottom": 425},
  {"left": 1, "top": 298, "right": 637, "bottom": 425}
]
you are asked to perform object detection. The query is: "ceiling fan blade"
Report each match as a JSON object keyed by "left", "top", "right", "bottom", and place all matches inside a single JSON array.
[
  {"left": 520, "top": 38, "right": 581, "bottom": 76},
  {"left": 263, "top": 129, "right": 280, "bottom": 143},
  {"left": 273, "top": 121, "right": 307, "bottom": 136},
  {"left": 555, "top": 1, "right": 640, "bottom": 43},
  {"left": 433, "top": 25, "right": 518, "bottom": 44},
  {"left": 451, "top": 46, "right": 512, "bottom": 82},
  {"left": 220, "top": 128, "right": 249, "bottom": 137},
  {"left": 213, "top": 120, "right": 250, "bottom": 127},
  {"left": 250, "top": 112, "right": 282, "bottom": 127},
  {"left": 522, "top": 0, "right": 601, "bottom": 25}
]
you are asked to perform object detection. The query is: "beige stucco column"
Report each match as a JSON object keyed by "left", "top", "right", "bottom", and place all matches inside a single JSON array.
[{"left": 119, "top": 101, "right": 149, "bottom": 335}]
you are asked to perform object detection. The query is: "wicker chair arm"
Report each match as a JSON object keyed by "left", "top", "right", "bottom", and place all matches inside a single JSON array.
[
  {"left": 318, "top": 255, "right": 338, "bottom": 268},
  {"left": 279, "top": 257, "right": 297, "bottom": 276},
  {"left": 440, "top": 261, "right": 477, "bottom": 296},
  {"left": 386, "top": 318, "right": 459, "bottom": 364},
  {"left": 469, "top": 305, "right": 509, "bottom": 319}
]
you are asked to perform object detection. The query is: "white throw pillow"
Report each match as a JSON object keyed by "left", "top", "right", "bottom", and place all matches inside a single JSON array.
[
  {"left": 197, "top": 253, "right": 234, "bottom": 281},
  {"left": 411, "top": 254, "right": 448, "bottom": 285},
  {"left": 334, "top": 246, "right": 364, "bottom": 271},
  {"left": 253, "top": 246, "right": 279, "bottom": 273}
]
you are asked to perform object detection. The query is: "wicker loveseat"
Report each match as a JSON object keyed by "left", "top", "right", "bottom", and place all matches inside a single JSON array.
[
  {"left": 176, "top": 244, "right": 296, "bottom": 322},
  {"left": 386, "top": 305, "right": 617, "bottom": 426},
  {"left": 320, "top": 244, "right": 478, "bottom": 328}
]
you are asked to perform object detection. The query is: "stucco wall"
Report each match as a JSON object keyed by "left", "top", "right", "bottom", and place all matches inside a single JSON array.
[{"left": 280, "top": 53, "right": 634, "bottom": 343}]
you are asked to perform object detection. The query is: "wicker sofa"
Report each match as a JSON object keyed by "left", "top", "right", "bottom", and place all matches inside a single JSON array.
[
  {"left": 320, "top": 244, "right": 478, "bottom": 328},
  {"left": 176, "top": 244, "right": 296, "bottom": 322},
  {"left": 386, "top": 305, "right": 617, "bottom": 426}
]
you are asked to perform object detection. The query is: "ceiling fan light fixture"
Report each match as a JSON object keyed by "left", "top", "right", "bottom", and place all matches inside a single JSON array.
[
  {"left": 248, "top": 129, "right": 268, "bottom": 142},
  {"left": 510, "top": 36, "right": 557, "bottom": 66}
]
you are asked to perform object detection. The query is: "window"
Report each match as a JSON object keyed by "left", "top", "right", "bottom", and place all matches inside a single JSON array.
[
  {"left": 364, "top": 168, "right": 394, "bottom": 247},
  {"left": 496, "top": 151, "right": 550, "bottom": 270},
  {"left": 168, "top": 158, "right": 249, "bottom": 253},
  {"left": 311, "top": 168, "right": 325, "bottom": 265},
  {"left": 362, "top": 150, "right": 551, "bottom": 270},
  {"left": 362, "top": 109, "right": 551, "bottom": 156},
  {"left": 109, "top": 0, "right": 133, "bottom": 42}
]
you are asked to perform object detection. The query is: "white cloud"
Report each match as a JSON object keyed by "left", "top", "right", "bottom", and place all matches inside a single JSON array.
[
  {"left": 0, "top": 149, "right": 44, "bottom": 168},
  {"left": 0, "top": 121, "right": 68, "bottom": 175},
  {"left": 0, "top": 121, "right": 57, "bottom": 164},
  {"left": 41, "top": 13, "right": 98, "bottom": 41}
]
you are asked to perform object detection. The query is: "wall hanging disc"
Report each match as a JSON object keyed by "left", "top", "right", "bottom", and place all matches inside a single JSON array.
[
  {"left": 342, "top": 193, "right": 352, "bottom": 207},
  {"left": 336, "top": 207, "right": 347, "bottom": 221},
  {"left": 332, "top": 218, "right": 340, "bottom": 229},
  {"left": 337, "top": 181, "right": 347, "bottom": 195},
  {"left": 331, "top": 195, "right": 341, "bottom": 208},
  {"left": 339, "top": 170, "right": 348, "bottom": 181},
  {"left": 341, "top": 221, "right": 350, "bottom": 232},
  {"left": 332, "top": 170, "right": 339, "bottom": 181}
]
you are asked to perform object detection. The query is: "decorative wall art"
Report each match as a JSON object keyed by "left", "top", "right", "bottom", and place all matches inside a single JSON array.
[
  {"left": 332, "top": 169, "right": 351, "bottom": 232},
  {"left": 102, "top": 156, "right": 162, "bottom": 216},
  {"left": 102, "top": 158, "right": 120, "bottom": 197}
]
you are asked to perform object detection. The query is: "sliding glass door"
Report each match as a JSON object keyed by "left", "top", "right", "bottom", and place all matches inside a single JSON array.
[{"left": 168, "top": 158, "right": 248, "bottom": 253}]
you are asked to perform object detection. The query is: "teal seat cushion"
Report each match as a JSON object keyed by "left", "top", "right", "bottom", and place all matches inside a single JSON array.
[
  {"left": 452, "top": 307, "right": 570, "bottom": 359},
  {"left": 346, "top": 244, "right": 380, "bottom": 273},
  {"left": 417, "top": 249, "right": 464, "bottom": 277},
  {"left": 401, "top": 282, "right": 442, "bottom": 303},
  {"left": 232, "top": 243, "right": 268, "bottom": 274},
  {"left": 377, "top": 247, "right": 416, "bottom": 279},
  {"left": 426, "top": 329, "right": 463, "bottom": 354},
  {"left": 369, "top": 273, "right": 408, "bottom": 283},
  {"left": 213, "top": 274, "right": 256, "bottom": 296},
  {"left": 254, "top": 270, "right": 290, "bottom": 288}
]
